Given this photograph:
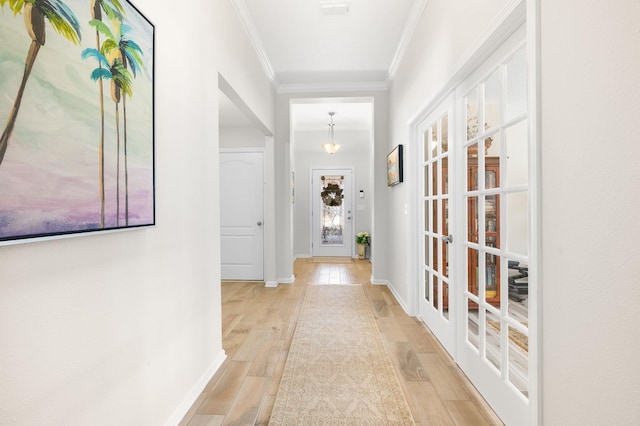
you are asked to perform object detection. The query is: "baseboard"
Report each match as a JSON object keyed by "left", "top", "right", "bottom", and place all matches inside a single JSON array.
[
  {"left": 277, "top": 275, "right": 295, "bottom": 285},
  {"left": 165, "top": 349, "right": 227, "bottom": 426},
  {"left": 265, "top": 281, "right": 278, "bottom": 288},
  {"left": 371, "top": 278, "right": 391, "bottom": 287},
  {"left": 295, "top": 254, "right": 311, "bottom": 259}
]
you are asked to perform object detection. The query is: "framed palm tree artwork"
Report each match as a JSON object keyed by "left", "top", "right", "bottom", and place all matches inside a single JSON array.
[{"left": 0, "top": 0, "right": 154, "bottom": 244}]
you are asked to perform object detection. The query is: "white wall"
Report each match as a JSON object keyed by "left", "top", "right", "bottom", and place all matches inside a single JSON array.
[
  {"left": 540, "top": 1, "right": 640, "bottom": 423},
  {"left": 388, "top": 0, "right": 511, "bottom": 308},
  {"left": 0, "top": 1, "right": 275, "bottom": 425},
  {"left": 219, "top": 127, "right": 265, "bottom": 149},
  {"left": 293, "top": 129, "right": 373, "bottom": 258}
]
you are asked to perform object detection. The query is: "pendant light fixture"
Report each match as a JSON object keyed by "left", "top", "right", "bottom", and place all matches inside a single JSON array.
[{"left": 321, "top": 111, "right": 341, "bottom": 154}]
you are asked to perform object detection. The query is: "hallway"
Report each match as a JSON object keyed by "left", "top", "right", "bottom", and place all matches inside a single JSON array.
[{"left": 180, "top": 259, "right": 502, "bottom": 425}]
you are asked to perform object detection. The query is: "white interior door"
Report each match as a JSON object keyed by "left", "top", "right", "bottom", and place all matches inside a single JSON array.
[
  {"left": 220, "top": 151, "right": 264, "bottom": 280},
  {"left": 414, "top": 26, "right": 534, "bottom": 426},
  {"left": 418, "top": 97, "right": 455, "bottom": 355},
  {"left": 311, "top": 169, "right": 353, "bottom": 257},
  {"left": 456, "top": 32, "right": 532, "bottom": 426}
]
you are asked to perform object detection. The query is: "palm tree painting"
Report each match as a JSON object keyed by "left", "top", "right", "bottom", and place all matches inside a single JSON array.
[
  {"left": 0, "top": 0, "right": 154, "bottom": 243},
  {"left": 90, "top": 0, "right": 125, "bottom": 229},
  {"left": 85, "top": 10, "right": 143, "bottom": 227}
]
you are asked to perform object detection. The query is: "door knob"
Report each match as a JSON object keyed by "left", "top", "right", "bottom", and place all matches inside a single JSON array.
[
  {"left": 441, "top": 234, "right": 453, "bottom": 243},
  {"left": 257, "top": 221, "right": 262, "bottom": 226}
]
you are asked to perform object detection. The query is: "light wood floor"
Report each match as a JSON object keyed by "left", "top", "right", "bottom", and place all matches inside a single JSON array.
[{"left": 179, "top": 258, "right": 503, "bottom": 426}]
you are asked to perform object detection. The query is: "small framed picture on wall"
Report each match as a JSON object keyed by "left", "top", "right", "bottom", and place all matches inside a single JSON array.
[{"left": 387, "top": 144, "right": 403, "bottom": 186}]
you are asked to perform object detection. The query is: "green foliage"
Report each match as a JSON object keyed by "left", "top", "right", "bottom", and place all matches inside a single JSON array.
[
  {"left": 0, "top": 0, "right": 82, "bottom": 44},
  {"left": 356, "top": 232, "right": 370, "bottom": 245}
]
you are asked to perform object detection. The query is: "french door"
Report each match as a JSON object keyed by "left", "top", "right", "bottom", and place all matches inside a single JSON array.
[
  {"left": 311, "top": 168, "right": 353, "bottom": 257},
  {"left": 456, "top": 39, "right": 532, "bottom": 426},
  {"left": 418, "top": 97, "right": 455, "bottom": 354},
  {"left": 415, "top": 27, "right": 535, "bottom": 425}
]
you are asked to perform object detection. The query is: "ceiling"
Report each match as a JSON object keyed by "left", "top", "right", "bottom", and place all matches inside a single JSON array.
[{"left": 220, "top": 0, "right": 424, "bottom": 130}]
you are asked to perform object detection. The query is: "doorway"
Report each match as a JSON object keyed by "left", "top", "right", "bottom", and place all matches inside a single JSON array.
[
  {"left": 289, "top": 98, "right": 374, "bottom": 261},
  {"left": 310, "top": 168, "right": 354, "bottom": 257}
]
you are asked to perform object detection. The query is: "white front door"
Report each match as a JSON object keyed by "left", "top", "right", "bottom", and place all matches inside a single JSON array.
[
  {"left": 311, "top": 169, "right": 353, "bottom": 257},
  {"left": 220, "top": 151, "right": 264, "bottom": 280},
  {"left": 418, "top": 97, "right": 455, "bottom": 355}
]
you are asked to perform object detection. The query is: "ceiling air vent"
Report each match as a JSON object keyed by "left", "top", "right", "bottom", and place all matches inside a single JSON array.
[{"left": 319, "top": 0, "right": 351, "bottom": 16}]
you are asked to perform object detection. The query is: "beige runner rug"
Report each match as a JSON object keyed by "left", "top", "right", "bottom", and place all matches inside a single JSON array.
[{"left": 269, "top": 285, "right": 415, "bottom": 425}]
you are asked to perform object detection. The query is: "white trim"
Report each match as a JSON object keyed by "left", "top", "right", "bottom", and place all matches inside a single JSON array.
[
  {"left": 265, "top": 281, "right": 278, "bottom": 288},
  {"left": 165, "top": 350, "right": 226, "bottom": 426},
  {"left": 371, "top": 278, "right": 391, "bottom": 286},
  {"left": 386, "top": 0, "right": 430, "bottom": 83},
  {"left": 278, "top": 81, "right": 389, "bottom": 94},
  {"left": 526, "top": 0, "right": 541, "bottom": 424},
  {"left": 219, "top": 147, "right": 265, "bottom": 154},
  {"left": 228, "top": 0, "right": 277, "bottom": 86},
  {"left": 277, "top": 275, "right": 296, "bottom": 285}
]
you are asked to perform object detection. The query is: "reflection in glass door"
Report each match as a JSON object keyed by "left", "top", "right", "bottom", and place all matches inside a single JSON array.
[{"left": 418, "top": 98, "right": 454, "bottom": 355}]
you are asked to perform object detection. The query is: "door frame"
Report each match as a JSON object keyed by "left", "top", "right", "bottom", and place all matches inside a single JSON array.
[
  {"left": 220, "top": 148, "right": 265, "bottom": 280},
  {"left": 309, "top": 167, "right": 355, "bottom": 258}
]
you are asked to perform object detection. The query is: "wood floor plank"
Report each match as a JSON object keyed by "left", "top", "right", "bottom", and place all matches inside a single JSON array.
[
  {"left": 187, "top": 414, "right": 224, "bottom": 426},
  {"left": 221, "top": 376, "right": 269, "bottom": 426},
  {"left": 417, "top": 353, "right": 472, "bottom": 401},
  {"left": 247, "top": 337, "right": 282, "bottom": 377},
  {"left": 377, "top": 316, "right": 408, "bottom": 342},
  {"left": 405, "top": 380, "right": 455, "bottom": 426},
  {"left": 197, "top": 361, "right": 251, "bottom": 415},
  {"left": 444, "top": 400, "right": 493, "bottom": 426},
  {"left": 254, "top": 393, "right": 276, "bottom": 426},
  {"left": 232, "top": 329, "right": 270, "bottom": 362},
  {"left": 388, "top": 340, "right": 430, "bottom": 382}
]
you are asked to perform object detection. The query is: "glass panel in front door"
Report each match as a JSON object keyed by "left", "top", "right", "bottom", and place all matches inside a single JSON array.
[{"left": 320, "top": 175, "right": 345, "bottom": 245}]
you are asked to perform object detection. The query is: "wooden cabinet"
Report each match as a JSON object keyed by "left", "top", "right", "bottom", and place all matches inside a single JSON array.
[
  {"left": 467, "top": 156, "right": 500, "bottom": 307},
  {"left": 437, "top": 156, "right": 501, "bottom": 309}
]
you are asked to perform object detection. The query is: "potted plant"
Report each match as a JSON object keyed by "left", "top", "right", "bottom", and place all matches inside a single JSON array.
[{"left": 355, "top": 232, "right": 370, "bottom": 259}]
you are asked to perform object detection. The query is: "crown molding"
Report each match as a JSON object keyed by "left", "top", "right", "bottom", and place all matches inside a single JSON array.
[
  {"left": 277, "top": 80, "right": 389, "bottom": 94},
  {"left": 228, "top": 0, "right": 277, "bottom": 85},
  {"left": 386, "top": 0, "right": 429, "bottom": 85}
]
